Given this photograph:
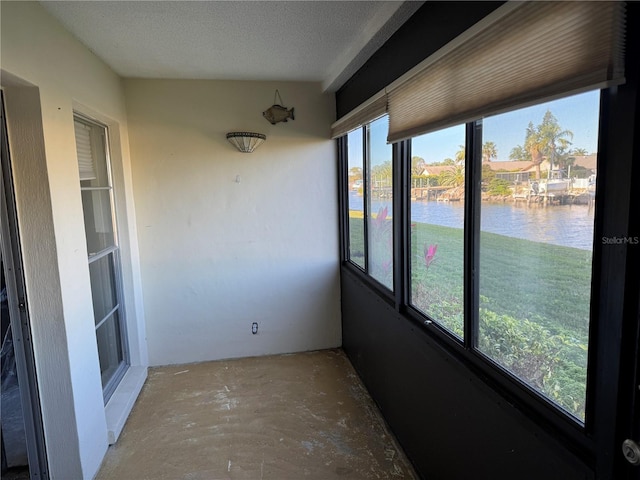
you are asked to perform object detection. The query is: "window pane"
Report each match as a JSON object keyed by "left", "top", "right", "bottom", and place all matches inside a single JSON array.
[
  {"left": 409, "top": 125, "right": 466, "bottom": 337},
  {"left": 96, "top": 311, "right": 124, "bottom": 388},
  {"left": 347, "top": 128, "right": 365, "bottom": 268},
  {"left": 89, "top": 253, "right": 118, "bottom": 324},
  {"left": 76, "top": 119, "right": 111, "bottom": 189},
  {"left": 478, "top": 91, "right": 600, "bottom": 422},
  {"left": 367, "top": 116, "right": 393, "bottom": 290},
  {"left": 81, "top": 189, "right": 115, "bottom": 255}
]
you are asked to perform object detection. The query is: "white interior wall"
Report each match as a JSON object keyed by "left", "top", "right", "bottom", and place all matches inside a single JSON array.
[
  {"left": 1, "top": 2, "right": 147, "bottom": 478},
  {"left": 124, "top": 79, "right": 341, "bottom": 366}
]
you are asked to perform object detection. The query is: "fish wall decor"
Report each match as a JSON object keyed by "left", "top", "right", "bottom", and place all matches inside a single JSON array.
[{"left": 263, "top": 90, "right": 294, "bottom": 125}]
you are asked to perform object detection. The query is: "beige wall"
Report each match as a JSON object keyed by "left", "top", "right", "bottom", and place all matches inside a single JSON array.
[
  {"left": 1, "top": 2, "right": 147, "bottom": 478},
  {"left": 124, "top": 79, "right": 341, "bottom": 365}
]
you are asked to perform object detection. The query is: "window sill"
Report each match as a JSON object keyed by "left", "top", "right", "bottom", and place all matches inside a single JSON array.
[{"left": 104, "top": 365, "right": 147, "bottom": 444}]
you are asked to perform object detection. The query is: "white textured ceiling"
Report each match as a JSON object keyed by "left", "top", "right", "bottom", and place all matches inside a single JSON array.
[{"left": 40, "top": 1, "right": 422, "bottom": 92}]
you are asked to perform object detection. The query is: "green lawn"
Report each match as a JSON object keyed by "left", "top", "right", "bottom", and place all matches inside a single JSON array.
[
  {"left": 348, "top": 213, "right": 592, "bottom": 420},
  {"left": 408, "top": 223, "right": 592, "bottom": 337},
  {"left": 478, "top": 230, "right": 592, "bottom": 337},
  {"left": 349, "top": 215, "right": 365, "bottom": 269}
]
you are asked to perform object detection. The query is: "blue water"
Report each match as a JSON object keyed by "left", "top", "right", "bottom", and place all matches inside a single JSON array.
[{"left": 349, "top": 192, "right": 595, "bottom": 250}]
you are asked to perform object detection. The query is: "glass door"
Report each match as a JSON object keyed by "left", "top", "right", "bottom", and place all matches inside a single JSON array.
[{"left": 1, "top": 91, "right": 48, "bottom": 479}]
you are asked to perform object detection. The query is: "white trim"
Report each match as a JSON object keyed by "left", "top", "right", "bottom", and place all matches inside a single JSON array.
[{"left": 104, "top": 366, "right": 147, "bottom": 444}]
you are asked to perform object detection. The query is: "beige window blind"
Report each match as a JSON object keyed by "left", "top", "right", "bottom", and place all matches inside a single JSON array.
[
  {"left": 331, "top": 90, "right": 387, "bottom": 139},
  {"left": 74, "top": 120, "right": 96, "bottom": 181},
  {"left": 386, "top": 1, "right": 626, "bottom": 143}
]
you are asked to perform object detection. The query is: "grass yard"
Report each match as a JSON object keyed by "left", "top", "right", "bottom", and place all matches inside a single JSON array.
[
  {"left": 349, "top": 215, "right": 365, "bottom": 269},
  {"left": 410, "top": 223, "right": 592, "bottom": 336},
  {"left": 348, "top": 212, "right": 593, "bottom": 420},
  {"left": 478, "top": 230, "right": 592, "bottom": 337}
]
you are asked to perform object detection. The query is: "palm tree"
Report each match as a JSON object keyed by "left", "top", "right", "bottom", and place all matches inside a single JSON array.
[
  {"left": 556, "top": 149, "right": 576, "bottom": 172},
  {"left": 525, "top": 111, "right": 573, "bottom": 179},
  {"left": 411, "top": 156, "right": 426, "bottom": 176},
  {"left": 482, "top": 141, "right": 497, "bottom": 162},
  {"left": 348, "top": 166, "right": 363, "bottom": 181},
  {"left": 455, "top": 145, "right": 465, "bottom": 164},
  {"left": 509, "top": 145, "right": 528, "bottom": 161},
  {"left": 525, "top": 121, "right": 545, "bottom": 179},
  {"left": 570, "top": 147, "right": 589, "bottom": 156},
  {"left": 538, "top": 110, "right": 573, "bottom": 170},
  {"left": 371, "top": 161, "right": 392, "bottom": 187},
  {"left": 439, "top": 165, "right": 465, "bottom": 187}
]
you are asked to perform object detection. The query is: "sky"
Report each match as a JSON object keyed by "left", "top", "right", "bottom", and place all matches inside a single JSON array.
[{"left": 354, "top": 90, "right": 601, "bottom": 167}]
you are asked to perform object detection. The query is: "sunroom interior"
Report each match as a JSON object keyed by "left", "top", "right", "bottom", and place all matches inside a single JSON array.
[{"left": 1, "top": 1, "right": 639, "bottom": 480}]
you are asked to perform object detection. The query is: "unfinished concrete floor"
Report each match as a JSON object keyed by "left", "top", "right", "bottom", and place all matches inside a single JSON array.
[{"left": 96, "top": 349, "right": 416, "bottom": 480}]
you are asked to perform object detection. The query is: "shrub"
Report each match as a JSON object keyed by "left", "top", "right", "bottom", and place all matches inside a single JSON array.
[
  {"left": 488, "top": 178, "right": 512, "bottom": 196},
  {"left": 478, "top": 308, "right": 586, "bottom": 419}
]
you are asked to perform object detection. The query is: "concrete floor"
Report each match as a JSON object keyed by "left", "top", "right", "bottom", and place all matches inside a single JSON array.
[{"left": 97, "top": 349, "right": 416, "bottom": 480}]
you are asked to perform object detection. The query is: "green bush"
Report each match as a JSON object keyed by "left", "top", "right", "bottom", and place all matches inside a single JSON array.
[
  {"left": 411, "top": 282, "right": 464, "bottom": 337},
  {"left": 488, "top": 178, "right": 512, "bottom": 196},
  {"left": 478, "top": 308, "right": 586, "bottom": 419}
]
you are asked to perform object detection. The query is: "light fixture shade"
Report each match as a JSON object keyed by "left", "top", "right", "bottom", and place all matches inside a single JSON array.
[{"left": 226, "top": 132, "right": 266, "bottom": 153}]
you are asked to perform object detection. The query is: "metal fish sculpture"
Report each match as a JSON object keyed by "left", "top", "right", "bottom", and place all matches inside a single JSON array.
[{"left": 263, "top": 104, "right": 294, "bottom": 125}]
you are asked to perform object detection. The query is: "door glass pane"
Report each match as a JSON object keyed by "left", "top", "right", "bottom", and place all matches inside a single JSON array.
[
  {"left": 347, "top": 128, "right": 365, "bottom": 268},
  {"left": 478, "top": 91, "right": 600, "bottom": 422},
  {"left": 96, "top": 312, "right": 124, "bottom": 388},
  {"left": 409, "top": 125, "right": 466, "bottom": 338},
  {"left": 81, "top": 189, "right": 114, "bottom": 255},
  {"left": 1, "top": 259, "right": 30, "bottom": 475},
  {"left": 89, "top": 253, "right": 118, "bottom": 324},
  {"left": 367, "top": 116, "right": 393, "bottom": 290}
]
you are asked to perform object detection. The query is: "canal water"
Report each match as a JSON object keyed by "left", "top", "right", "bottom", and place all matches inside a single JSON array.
[{"left": 349, "top": 192, "right": 595, "bottom": 250}]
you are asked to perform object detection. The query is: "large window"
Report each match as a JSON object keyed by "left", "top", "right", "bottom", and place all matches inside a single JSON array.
[
  {"left": 477, "top": 92, "right": 599, "bottom": 421},
  {"left": 74, "top": 115, "right": 129, "bottom": 402},
  {"left": 409, "top": 125, "right": 466, "bottom": 337},
  {"left": 341, "top": 90, "right": 600, "bottom": 424},
  {"left": 347, "top": 128, "right": 364, "bottom": 269},
  {"left": 367, "top": 116, "right": 393, "bottom": 289},
  {"left": 346, "top": 116, "right": 393, "bottom": 291}
]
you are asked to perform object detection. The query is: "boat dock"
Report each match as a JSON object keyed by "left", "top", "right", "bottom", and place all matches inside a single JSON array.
[
  {"left": 512, "top": 190, "right": 592, "bottom": 205},
  {"left": 410, "top": 186, "right": 450, "bottom": 201}
]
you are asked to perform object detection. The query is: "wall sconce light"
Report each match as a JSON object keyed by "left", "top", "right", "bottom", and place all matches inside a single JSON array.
[{"left": 226, "top": 132, "right": 266, "bottom": 153}]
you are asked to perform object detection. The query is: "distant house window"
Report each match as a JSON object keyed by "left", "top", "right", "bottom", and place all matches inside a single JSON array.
[
  {"left": 494, "top": 171, "right": 533, "bottom": 183},
  {"left": 74, "top": 115, "right": 129, "bottom": 402}
]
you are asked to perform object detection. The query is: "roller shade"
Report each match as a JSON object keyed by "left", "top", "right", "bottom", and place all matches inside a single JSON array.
[
  {"left": 331, "top": 90, "right": 387, "bottom": 139},
  {"left": 74, "top": 120, "right": 96, "bottom": 181},
  {"left": 386, "top": 1, "right": 626, "bottom": 143}
]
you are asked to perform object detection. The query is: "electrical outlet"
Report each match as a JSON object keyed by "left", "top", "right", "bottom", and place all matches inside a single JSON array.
[{"left": 252, "top": 322, "right": 258, "bottom": 334}]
